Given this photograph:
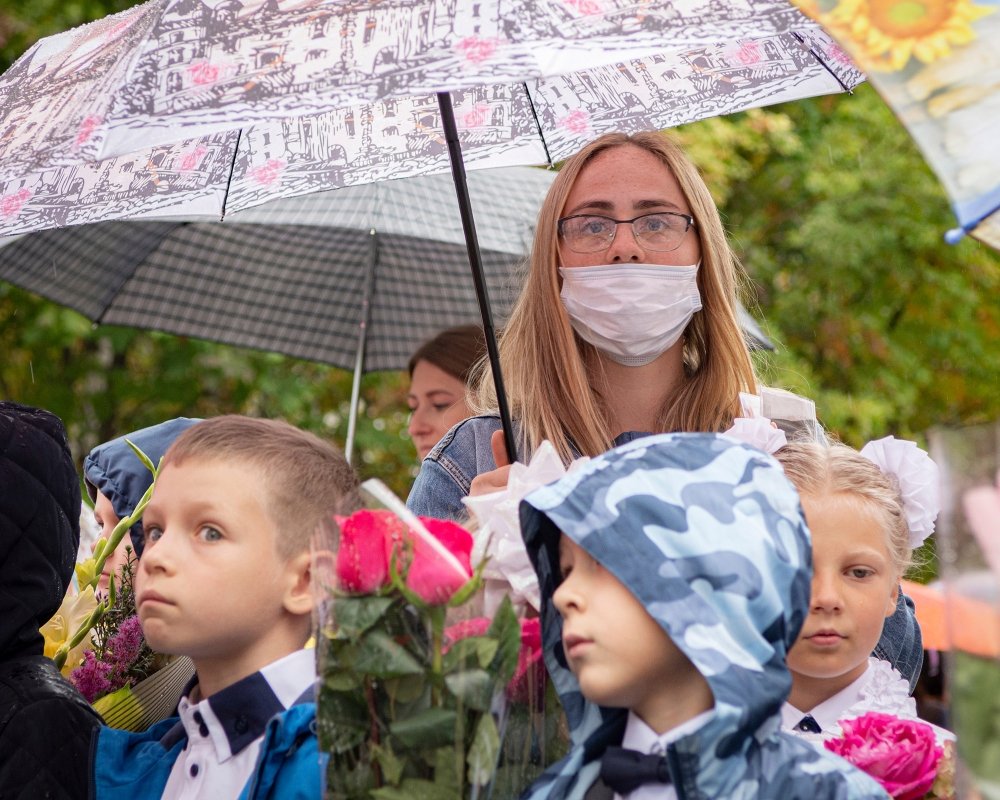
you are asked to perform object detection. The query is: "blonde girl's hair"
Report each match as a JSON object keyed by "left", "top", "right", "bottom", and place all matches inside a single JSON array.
[
  {"left": 775, "top": 441, "right": 912, "bottom": 575},
  {"left": 471, "top": 131, "right": 758, "bottom": 461}
]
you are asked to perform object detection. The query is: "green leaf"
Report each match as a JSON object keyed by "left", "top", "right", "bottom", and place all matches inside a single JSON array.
[
  {"left": 445, "top": 571, "right": 483, "bottom": 608},
  {"left": 350, "top": 630, "right": 424, "bottom": 678},
  {"left": 442, "top": 636, "right": 498, "bottom": 674},
  {"left": 317, "top": 686, "right": 368, "bottom": 753},
  {"left": 389, "top": 707, "right": 458, "bottom": 749},
  {"left": 334, "top": 595, "right": 395, "bottom": 637},
  {"left": 487, "top": 596, "right": 521, "bottom": 685},
  {"left": 467, "top": 713, "right": 501, "bottom": 787},
  {"left": 371, "top": 742, "right": 406, "bottom": 786},
  {"left": 443, "top": 669, "right": 494, "bottom": 712},
  {"left": 370, "top": 778, "right": 458, "bottom": 800},
  {"left": 384, "top": 673, "right": 427, "bottom": 704},
  {"left": 323, "top": 668, "right": 360, "bottom": 692}
]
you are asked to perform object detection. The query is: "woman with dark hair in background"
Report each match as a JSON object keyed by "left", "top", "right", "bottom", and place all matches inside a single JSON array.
[{"left": 407, "top": 324, "right": 487, "bottom": 461}]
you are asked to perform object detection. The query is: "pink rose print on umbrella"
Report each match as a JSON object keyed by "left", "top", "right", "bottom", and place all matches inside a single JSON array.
[
  {"left": 178, "top": 145, "right": 207, "bottom": 173},
  {"left": 454, "top": 36, "right": 500, "bottom": 65},
  {"left": 74, "top": 115, "right": 103, "bottom": 149},
  {"left": 188, "top": 62, "right": 221, "bottom": 86},
  {"left": 248, "top": 159, "right": 286, "bottom": 187},
  {"left": 562, "top": 0, "right": 605, "bottom": 15},
  {"left": 728, "top": 41, "right": 762, "bottom": 65},
  {"left": 461, "top": 103, "right": 490, "bottom": 129},
  {"left": 1, "top": 188, "right": 31, "bottom": 219},
  {"left": 825, "top": 42, "right": 855, "bottom": 67},
  {"left": 560, "top": 109, "right": 591, "bottom": 136}
]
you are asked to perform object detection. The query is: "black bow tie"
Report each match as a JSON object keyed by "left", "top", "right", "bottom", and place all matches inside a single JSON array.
[
  {"left": 599, "top": 746, "right": 672, "bottom": 795},
  {"left": 793, "top": 714, "right": 822, "bottom": 734}
]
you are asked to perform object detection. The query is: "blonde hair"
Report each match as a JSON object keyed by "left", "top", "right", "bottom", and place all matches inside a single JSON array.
[
  {"left": 162, "top": 416, "right": 361, "bottom": 559},
  {"left": 775, "top": 441, "right": 911, "bottom": 575},
  {"left": 472, "top": 131, "right": 757, "bottom": 461}
]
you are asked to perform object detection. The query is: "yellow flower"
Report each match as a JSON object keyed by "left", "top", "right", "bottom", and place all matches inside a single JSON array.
[
  {"left": 41, "top": 587, "right": 98, "bottom": 676},
  {"left": 801, "top": 0, "right": 995, "bottom": 72}
]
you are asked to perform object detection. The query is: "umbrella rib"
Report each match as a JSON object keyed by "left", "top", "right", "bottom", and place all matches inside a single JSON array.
[
  {"left": 521, "top": 82, "right": 554, "bottom": 168},
  {"left": 791, "top": 31, "right": 853, "bottom": 95},
  {"left": 219, "top": 128, "right": 244, "bottom": 222}
]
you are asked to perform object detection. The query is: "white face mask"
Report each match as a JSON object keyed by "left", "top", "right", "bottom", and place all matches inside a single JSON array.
[{"left": 558, "top": 262, "right": 702, "bottom": 367}]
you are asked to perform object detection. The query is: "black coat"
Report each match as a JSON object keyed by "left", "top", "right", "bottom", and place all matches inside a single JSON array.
[
  {"left": 0, "top": 402, "right": 102, "bottom": 800},
  {"left": 0, "top": 655, "right": 102, "bottom": 800}
]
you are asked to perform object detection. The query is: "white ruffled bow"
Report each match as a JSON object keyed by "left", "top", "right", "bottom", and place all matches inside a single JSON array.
[
  {"left": 462, "top": 441, "right": 588, "bottom": 616},
  {"left": 724, "top": 416, "right": 788, "bottom": 455},
  {"left": 860, "top": 436, "right": 940, "bottom": 548}
]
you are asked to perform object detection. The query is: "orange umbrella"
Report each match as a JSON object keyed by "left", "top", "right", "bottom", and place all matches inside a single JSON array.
[{"left": 903, "top": 579, "right": 1000, "bottom": 659}]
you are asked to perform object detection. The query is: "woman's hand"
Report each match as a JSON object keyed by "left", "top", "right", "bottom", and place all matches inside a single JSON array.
[{"left": 468, "top": 429, "right": 513, "bottom": 496}]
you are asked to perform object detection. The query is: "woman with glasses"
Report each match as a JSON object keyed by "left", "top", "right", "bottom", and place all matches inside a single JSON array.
[
  {"left": 406, "top": 130, "right": 922, "bottom": 689},
  {"left": 408, "top": 130, "right": 755, "bottom": 513}
]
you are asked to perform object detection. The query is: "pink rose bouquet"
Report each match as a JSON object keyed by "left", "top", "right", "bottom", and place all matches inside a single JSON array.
[
  {"left": 317, "top": 488, "right": 545, "bottom": 799},
  {"left": 825, "top": 712, "right": 955, "bottom": 799}
]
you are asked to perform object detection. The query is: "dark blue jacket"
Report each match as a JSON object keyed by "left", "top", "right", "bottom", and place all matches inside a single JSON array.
[{"left": 83, "top": 418, "right": 199, "bottom": 556}]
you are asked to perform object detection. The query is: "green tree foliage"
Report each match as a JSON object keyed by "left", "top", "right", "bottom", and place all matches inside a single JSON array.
[{"left": 677, "top": 87, "right": 1000, "bottom": 446}]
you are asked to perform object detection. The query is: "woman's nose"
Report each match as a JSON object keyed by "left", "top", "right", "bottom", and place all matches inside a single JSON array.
[
  {"left": 408, "top": 407, "right": 431, "bottom": 437},
  {"left": 605, "top": 221, "right": 643, "bottom": 263}
]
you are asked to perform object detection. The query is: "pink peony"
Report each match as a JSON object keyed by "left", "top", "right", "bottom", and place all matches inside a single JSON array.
[
  {"left": 334, "top": 511, "right": 473, "bottom": 605},
  {"left": 824, "top": 712, "right": 943, "bottom": 800}
]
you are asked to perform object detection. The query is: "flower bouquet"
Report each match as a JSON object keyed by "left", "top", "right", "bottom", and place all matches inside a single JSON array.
[
  {"left": 824, "top": 712, "right": 955, "bottom": 799},
  {"left": 315, "top": 480, "right": 549, "bottom": 799},
  {"left": 41, "top": 440, "right": 193, "bottom": 730}
]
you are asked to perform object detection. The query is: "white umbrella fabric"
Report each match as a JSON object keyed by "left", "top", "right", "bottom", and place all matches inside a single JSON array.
[{"left": 0, "top": 2, "right": 864, "bottom": 237}]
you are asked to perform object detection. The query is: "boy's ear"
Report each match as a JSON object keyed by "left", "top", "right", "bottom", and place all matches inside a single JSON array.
[
  {"left": 884, "top": 582, "right": 900, "bottom": 619},
  {"left": 283, "top": 550, "right": 318, "bottom": 617}
]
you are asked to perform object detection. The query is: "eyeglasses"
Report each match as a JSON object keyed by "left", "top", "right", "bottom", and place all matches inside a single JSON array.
[{"left": 557, "top": 212, "right": 696, "bottom": 253}]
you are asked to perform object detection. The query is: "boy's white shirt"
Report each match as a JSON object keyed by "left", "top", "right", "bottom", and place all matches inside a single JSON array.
[
  {"left": 614, "top": 709, "right": 714, "bottom": 800},
  {"left": 161, "top": 647, "right": 316, "bottom": 800},
  {"left": 782, "top": 657, "right": 953, "bottom": 744}
]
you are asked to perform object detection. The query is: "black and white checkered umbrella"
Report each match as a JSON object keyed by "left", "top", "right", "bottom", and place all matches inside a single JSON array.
[{"left": 0, "top": 167, "right": 552, "bottom": 372}]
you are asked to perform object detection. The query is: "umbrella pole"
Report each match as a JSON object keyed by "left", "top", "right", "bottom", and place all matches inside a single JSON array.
[
  {"left": 436, "top": 92, "right": 519, "bottom": 464},
  {"left": 345, "top": 228, "right": 377, "bottom": 465}
]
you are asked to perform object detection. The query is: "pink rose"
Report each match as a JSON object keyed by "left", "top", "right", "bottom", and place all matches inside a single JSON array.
[
  {"left": 824, "top": 712, "right": 943, "bottom": 800},
  {"left": 335, "top": 511, "right": 473, "bottom": 604},
  {"left": 398, "top": 517, "right": 473, "bottom": 604},
  {"left": 443, "top": 616, "right": 544, "bottom": 703},
  {"left": 335, "top": 509, "right": 399, "bottom": 593}
]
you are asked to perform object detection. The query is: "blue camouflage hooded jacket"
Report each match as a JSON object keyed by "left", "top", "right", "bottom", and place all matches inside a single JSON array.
[{"left": 519, "top": 433, "right": 888, "bottom": 800}]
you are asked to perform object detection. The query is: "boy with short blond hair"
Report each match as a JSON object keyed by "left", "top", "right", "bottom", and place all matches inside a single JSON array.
[
  {"left": 519, "top": 433, "right": 889, "bottom": 800},
  {"left": 92, "top": 415, "right": 360, "bottom": 800}
]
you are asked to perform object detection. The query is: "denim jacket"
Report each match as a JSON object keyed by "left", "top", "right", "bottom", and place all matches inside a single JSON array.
[{"left": 407, "top": 415, "right": 923, "bottom": 690}]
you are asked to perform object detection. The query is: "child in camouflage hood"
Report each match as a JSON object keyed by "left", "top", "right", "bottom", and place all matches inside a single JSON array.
[{"left": 519, "top": 432, "right": 888, "bottom": 800}]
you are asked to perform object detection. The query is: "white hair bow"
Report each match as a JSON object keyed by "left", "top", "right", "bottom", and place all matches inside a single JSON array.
[{"left": 860, "top": 436, "right": 940, "bottom": 548}]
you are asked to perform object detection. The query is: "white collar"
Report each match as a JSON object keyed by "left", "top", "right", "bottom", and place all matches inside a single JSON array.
[
  {"left": 783, "top": 657, "right": 920, "bottom": 736},
  {"left": 622, "top": 708, "right": 714, "bottom": 755}
]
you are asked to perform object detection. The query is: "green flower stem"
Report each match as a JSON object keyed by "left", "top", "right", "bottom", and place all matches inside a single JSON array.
[
  {"left": 365, "top": 677, "right": 383, "bottom": 788},
  {"left": 429, "top": 606, "right": 445, "bottom": 707}
]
